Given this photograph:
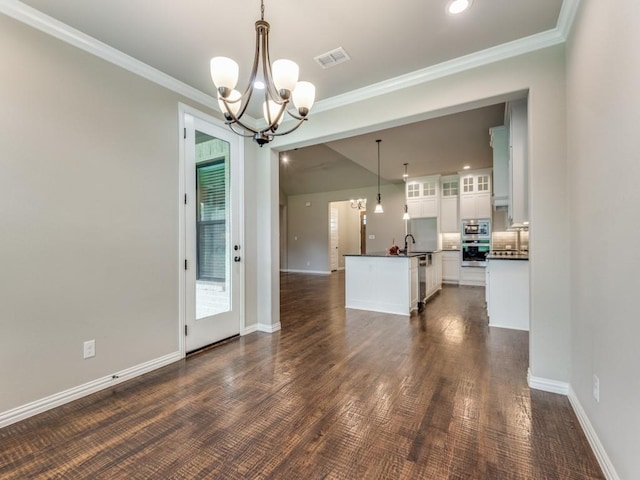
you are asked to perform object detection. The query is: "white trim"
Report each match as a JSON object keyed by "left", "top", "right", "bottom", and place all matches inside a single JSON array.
[
  {"left": 556, "top": 0, "right": 582, "bottom": 39},
  {"left": 282, "top": 269, "right": 331, "bottom": 275},
  {"left": 0, "top": 351, "right": 181, "bottom": 429},
  {"left": 258, "top": 322, "right": 281, "bottom": 333},
  {"left": 312, "top": 28, "right": 565, "bottom": 116},
  {"left": 568, "top": 387, "right": 621, "bottom": 480},
  {"left": 527, "top": 368, "right": 569, "bottom": 395},
  {"left": 241, "top": 324, "right": 259, "bottom": 336},
  {"left": 0, "top": 0, "right": 579, "bottom": 127}
]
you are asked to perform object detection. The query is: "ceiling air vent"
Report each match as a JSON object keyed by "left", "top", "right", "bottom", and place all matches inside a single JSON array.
[{"left": 314, "top": 47, "right": 351, "bottom": 69}]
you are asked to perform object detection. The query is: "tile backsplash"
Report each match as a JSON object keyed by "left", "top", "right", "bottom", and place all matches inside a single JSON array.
[
  {"left": 492, "top": 230, "right": 529, "bottom": 251},
  {"left": 441, "top": 233, "right": 461, "bottom": 250}
]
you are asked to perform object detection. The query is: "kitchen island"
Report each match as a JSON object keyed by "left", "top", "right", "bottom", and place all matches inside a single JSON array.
[
  {"left": 486, "top": 254, "right": 529, "bottom": 330},
  {"left": 344, "top": 252, "right": 441, "bottom": 316}
]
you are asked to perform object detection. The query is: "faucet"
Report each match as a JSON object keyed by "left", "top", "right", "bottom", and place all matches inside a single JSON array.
[{"left": 404, "top": 234, "right": 415, "bottom": 254}]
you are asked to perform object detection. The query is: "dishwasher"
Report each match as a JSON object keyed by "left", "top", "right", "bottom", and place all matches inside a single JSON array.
[{"left": 417, "top": 253, "right": 431, "bottom": 310}]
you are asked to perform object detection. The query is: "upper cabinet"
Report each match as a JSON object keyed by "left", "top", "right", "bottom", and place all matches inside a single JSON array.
[
  {"left": 440, "top": 175, "right": 459, "bottom": 233},
  {"left": 458, "top": 169, "right": 492, "bottom": 219},
  {"left": 490, "top": 125, "right": 508, "bottom": 207},
  {"left": 507, "top": 99, "right": 529, "bottom": 227},
  {"left": 406, "top": 175, "right": 440, "bottom": 218}
]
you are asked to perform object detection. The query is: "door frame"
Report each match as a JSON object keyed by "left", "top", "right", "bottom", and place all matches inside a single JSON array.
[{"left": 178, "top": 103, "right": 245, "bottom": 357}]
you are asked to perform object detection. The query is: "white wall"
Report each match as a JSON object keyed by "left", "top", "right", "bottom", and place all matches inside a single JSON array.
[
  {"left": 566, "top": 1, "right": 640, "bottom": 478},
  {"left": 0, "top": 13, "right": 263, "bottom": 414},
  {"left": 285, "top": 184, "right": 405, "bottom": 272}
]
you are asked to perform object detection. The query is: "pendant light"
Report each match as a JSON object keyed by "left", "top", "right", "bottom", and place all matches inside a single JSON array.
[
  {"left": 402, "top": 163, "right": 410, "bottom": 220},
  {"left": 374, "top": 139, "right": 384, "bottom": 213}
]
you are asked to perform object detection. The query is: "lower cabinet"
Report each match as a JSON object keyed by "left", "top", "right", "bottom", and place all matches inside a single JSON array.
[
  {"left": 459, "top": 266, "right": 486, "bottom": 286},
  {"left": 424, "top": 252, "right": 442, "bottom": 301},
  {"left": 442, "top": 251, "right": 460, "bottom": 283},
  {"left": 487, "top": 259, "right": 529, "bottom": 331}
]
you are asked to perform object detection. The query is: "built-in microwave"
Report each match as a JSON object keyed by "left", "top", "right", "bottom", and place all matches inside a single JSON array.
[{"left": 462, "top": 219, "right": 491, "bottom": 239}]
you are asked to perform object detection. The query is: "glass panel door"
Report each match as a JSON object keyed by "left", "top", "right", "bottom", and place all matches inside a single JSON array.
[{"left": 184, "top": 113, "right": 241, "bottom": 353}]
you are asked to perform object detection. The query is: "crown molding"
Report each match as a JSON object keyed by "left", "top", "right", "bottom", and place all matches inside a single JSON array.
[
  {"left": 312, "top": 27, "right": 565, "bottom": 115},
  {"left": 556, "top": 0, "right": 581, "bottom": 39},
  {"left": 0, "top": 0, "right": 231, "bottom": 117},
  {"left": 2, "top": 0, "right": 579, "bottom": 127}
]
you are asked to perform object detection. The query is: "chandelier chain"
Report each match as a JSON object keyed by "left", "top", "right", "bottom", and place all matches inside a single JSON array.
[{"left": 261, "top": 0, "right": 265, "bottom": 21}]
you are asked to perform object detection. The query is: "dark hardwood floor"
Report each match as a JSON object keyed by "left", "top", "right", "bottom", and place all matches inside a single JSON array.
[{"left": 0, "top": 272, "right": 603, "bottom": 479}]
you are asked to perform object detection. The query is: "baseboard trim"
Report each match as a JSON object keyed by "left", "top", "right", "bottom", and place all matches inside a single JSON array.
[
  {"left": 527, "top": 368, "right": 569, "bottom": 395},
  {"left": 568, "top": 387, "right": 620, "bottom": 480},
  {"left": 282, "top": 269, "right": 331, "bottom": 275},
  {"left": 0, "top": 351, "right": 182, "bottom": 429},
  {"left": 258, "top": 322, "right": 281, "bottom": 333},
  {"left": 241, "top": 324, "right": 259, "bottom": 335}
]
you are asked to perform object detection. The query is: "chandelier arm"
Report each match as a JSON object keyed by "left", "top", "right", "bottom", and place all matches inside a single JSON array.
[
  {"left": 220, "top": 106, "right": 259, "bottom": 135},
  {"left": 230, "top": 20, "right": 265, "bottom": 122},
  {"left": 260, "top": 25, "right": 284, "bottom": 102},
  {"left": 268, "top": 117, "right": 308, "bottom": 137},
  {"left": 227, "top": 122, "right": 258, "bottom": 138}
]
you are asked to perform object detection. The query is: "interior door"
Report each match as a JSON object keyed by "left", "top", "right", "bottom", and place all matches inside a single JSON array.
[
  {"left": 330, "top": 205, "right": 339, "bottom": 271},
  {"left": 184, "top": 113, "right": 241, "bottom": 352}
]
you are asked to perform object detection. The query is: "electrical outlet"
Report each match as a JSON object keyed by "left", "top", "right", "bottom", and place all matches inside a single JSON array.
[
  {"left": 369, "top": 234, "right": 375, "bottom": 240},
  {"left": 83, "top": 340, "right": 95, "bottom": 359},
  {"left": 593, "top": 374, "right": 600, "bottom": 402}
]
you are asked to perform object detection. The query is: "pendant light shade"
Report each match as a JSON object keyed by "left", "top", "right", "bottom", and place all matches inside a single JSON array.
[
  {"left": 374, "top": 139, "right": 383, "bottom": 213},
  {"left": 403, "top": 204, "right": 410, "bottom": 220}
]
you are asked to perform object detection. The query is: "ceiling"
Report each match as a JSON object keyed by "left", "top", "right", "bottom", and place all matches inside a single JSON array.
[{"left": 15, "top": 0, "right": 565, "bottom": 194}]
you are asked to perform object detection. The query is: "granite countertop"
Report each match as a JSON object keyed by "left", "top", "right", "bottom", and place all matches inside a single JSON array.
[
  {"left": 344, "top": 251, "right": 440, "bottom": 258},
  {"left": 487, "top": 253, "right": 529, "bottom": 261}
]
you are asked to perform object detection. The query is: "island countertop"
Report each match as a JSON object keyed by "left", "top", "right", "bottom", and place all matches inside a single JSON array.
[{"left": 344, "top": 251, "right": 440, "bottom": 258}]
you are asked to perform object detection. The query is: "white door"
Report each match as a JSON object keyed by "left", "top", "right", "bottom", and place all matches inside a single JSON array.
[
  {"left": 184, "top": 113, "right": 242, "bottom": 352},
  {"left": 330, "top": 205, "right": 339, "bottom": 271}
]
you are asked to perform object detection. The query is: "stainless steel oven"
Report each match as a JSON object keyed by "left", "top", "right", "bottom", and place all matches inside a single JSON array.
[
  {"left": 461, "top": 219, "right": 491, "bottom": 267},
  {"left": 461, "top": 239, "right": 491, "bottom": 266}
]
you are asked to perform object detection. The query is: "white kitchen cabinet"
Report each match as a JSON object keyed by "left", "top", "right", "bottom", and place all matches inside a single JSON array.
[
  {"left": 459, "top": 266, "right": 486, "bottom": 286},
  {"left": 487, "top": 258, "right": 529, "bottom": 331},
  {"left": 425, "top": 252, "right": 443, "bottom": 301},
  {"left": 490, "top": 125, "right": 509, "bottom": 207},
  {"left": 345, "top": 255, "right": 419, "bottom": 316},
  {"left": 442, "top": 250, "right": 460, "bottom": 283},
  {"left": 507, "top": 99, "right": 529, "bottom": 227},
  {"left": 458, "top": 169, "right": 492, "bottom": 220},
  {"left": 406, "top": 175, "right": 440, "bottom": 218},
  {"left": 439, "top": 176, "right": 459, "bottom": 233}
]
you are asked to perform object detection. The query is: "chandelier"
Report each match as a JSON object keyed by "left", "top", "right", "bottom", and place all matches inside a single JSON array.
[
  {"left": 350, "top": 199, "right": 366, "bottom": 210},
  {"left": 210, "top": 1, "right": 316, "bottom": 146}
]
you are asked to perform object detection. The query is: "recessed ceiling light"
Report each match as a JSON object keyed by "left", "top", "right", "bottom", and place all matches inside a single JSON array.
[
  {"left": 447, "top": 0, "right": 473, "bottom": 15},
  {"left": 463, "top": 165, "right": 471, "bottom": 170}
]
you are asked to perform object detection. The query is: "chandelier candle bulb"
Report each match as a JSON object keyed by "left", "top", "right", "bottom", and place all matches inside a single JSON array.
[
  {"left": 210, "top": 57, "right": 239, "bottom": 95},
  {"left": 292, "top": 81, "right": 316, "bottom": 116},
  {"left": 263, "top": 100, "right": 285, "bottom": 127},
  {"left": 272, "top": 59, "right": 299, "bottom": 97}
]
